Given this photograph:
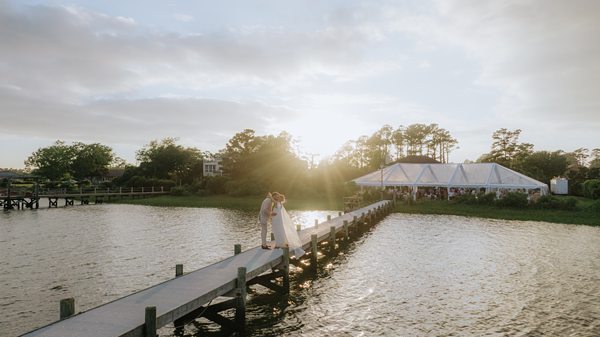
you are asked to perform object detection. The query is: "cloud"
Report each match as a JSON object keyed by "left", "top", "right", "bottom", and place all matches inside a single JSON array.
[
  {"left": 0, "top": 87, "right": 298, "bottom": 150},
  {"left": 433, "top": 0, "right": 600, "bottom": 125}
]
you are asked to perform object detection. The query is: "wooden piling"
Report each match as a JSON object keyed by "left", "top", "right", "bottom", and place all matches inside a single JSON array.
[
  {"left": 329, "top": 226, "right": 336, "bottom": 254},
  {"left": 175, "top": 264, "right": 183, "bottom": 277},
  {"left": 314, "top": 219, "right": 318, "bottom": 227},
  {"left": 234, "top": 244, "right": 242, "bottom": 255},
  {"left": 296, "top": 224, "right": 302, "bottom": 231},
  {"left": 271, "top": 232, "right": 275, "bottom": 241},
  {"left": 343, "top": 220, "right": 349, "bottom": 241},
  {"left": 311, "top": 234, "right": 318, "bottom": 268},
  {"left": 282, "top": 247, "right": 290, "bottom": 293},
  {"left": 144, "top": 306, "right": 157, "bottom": 337},
  {"left": 59, "top": 298, "right": 75, "bottom": 320},
  {"left": 338, "top": 211, "right": 342, "bottom": 217},
  {"left": 235, "top": 267, "right": 247, "bottom": 332},
  {"left": 327, "top": 215, "right": 331, "bottom": 221}
]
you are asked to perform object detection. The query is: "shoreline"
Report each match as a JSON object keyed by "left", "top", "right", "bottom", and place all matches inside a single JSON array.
[{"left": 115, "top": 195, "right": 599, "bottom": 226}]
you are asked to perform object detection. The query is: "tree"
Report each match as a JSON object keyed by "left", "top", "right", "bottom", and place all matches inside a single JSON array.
[
  {"left": 136, "top": 138, "right": 204, "bottom": 184},
  {"left": 25, "top": 141, "right": 76, "bottom": 180},
  {"left": 520, "top": 151, "right": 568, "bottom": 184},
  {"left": 71, "top": 142, "right": 115, "bottom": 181},
  {"left": 482, "top": 128, "right": 533, "bottom": 170}
]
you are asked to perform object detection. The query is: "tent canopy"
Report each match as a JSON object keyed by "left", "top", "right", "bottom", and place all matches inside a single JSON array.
[{"left": 353, "top": 163, "right": 548, "bottom": 192}]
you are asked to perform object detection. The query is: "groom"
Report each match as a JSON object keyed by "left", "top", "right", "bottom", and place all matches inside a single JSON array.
[{"left": 259, "top": 192, "right": 277, "bottom": 249}]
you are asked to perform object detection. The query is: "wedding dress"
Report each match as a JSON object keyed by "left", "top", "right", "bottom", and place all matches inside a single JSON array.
[{"left": 272, "top": 202, "right": 305, "bottom": 258}]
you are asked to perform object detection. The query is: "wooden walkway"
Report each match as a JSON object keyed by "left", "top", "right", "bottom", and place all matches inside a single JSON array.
[
  {"left": 21, "top": 200, "right": 393, "bottom": 337},
  {"left": 2, "top": 187, "right": 169, "bottom": 210}
]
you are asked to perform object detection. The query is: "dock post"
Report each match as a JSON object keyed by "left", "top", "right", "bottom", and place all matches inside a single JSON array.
[
  {"left": 327, "top": 215, "right": 331, "bottom": 221},
  {"left": 343, "top": 220, "right": 349, "bottom": 242},
  {"left": 234, "top": 244, "right": 242, "bottom": 255},
  {"left": 296, "top": 224, "right": 301, "bottom": 231},
  {"left": 235, "top": 267, "right": 247, "bottom": 332},
  {"left": 144, "top": 306, "right": 157, "bottom": 337},
  {"left": 314, "top": 219, "right": 318, "bottom": 228},
  {"left": 329, "top": 226, "right": 336, "bottom": 254},
  {"left": 271, "top": 232, "right": 275, "bottom": 241},
  {"left": 59, "top": 298, "right": 75, "bottom": 320},
  {"left": 310, "top": 234, "right": 318, "bottom": 268},
  {"left": 282, "top": 247, "right": 290, "bottom": 293},
  {"left": 338, "top": 211, "right": 342, "bottom": 217},
  {"left": 175, "top": 264, "right": 183, "bottom": 277}
]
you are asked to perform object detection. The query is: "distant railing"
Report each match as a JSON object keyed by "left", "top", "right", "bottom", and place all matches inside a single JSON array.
[{"left": 1, "top": 186, "right": 171, "bottom": 197}]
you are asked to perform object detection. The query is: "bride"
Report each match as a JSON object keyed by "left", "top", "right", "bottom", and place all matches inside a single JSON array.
[{"left": 271, "top": 192, "right": 305, "bottom": 258}]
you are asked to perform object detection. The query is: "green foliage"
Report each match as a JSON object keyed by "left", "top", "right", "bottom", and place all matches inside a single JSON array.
[
  {"left": 204, "top": 176, "right": 229, "bottom": 195},
  {"left": 582, "top": 179, "right": 600, "bottom": 199},
  {"left": 520, "top": 151, "right": 568, "bottom": 184},
  {"left": 136, "top": 138, "right": 203, "bottom": 184},
  {"left": 495, "top": 192, "right": 528, "bottom": 208},
  {"left": 25, "top": 140, "right": 115, "bottom": 181},
  {"left": 587, "top": 200, "right": 600, "bottom": 214},
  {"left": 25, "top": 140, "right": 76, "bottom": 180},
  {"left": 454, "top": 192, "right": 496, "bottom": 206},
  {"left": 535, "top": 195, "right": 578, "bottom": 210},
  {"left": 71, "top": 142, "right": 115, "bottom": 180},
  {"left": 170, "top": 186, "right": 186, "bottom": 196}
]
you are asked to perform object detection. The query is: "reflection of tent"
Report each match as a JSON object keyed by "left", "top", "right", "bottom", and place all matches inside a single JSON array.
[{"left": 353, "top": 163, "right": 548, "bottom": 195}]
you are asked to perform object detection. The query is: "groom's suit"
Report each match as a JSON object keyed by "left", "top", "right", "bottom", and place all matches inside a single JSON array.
[{"left": 259, "top": 197, "right": 273, "bottom": 246}]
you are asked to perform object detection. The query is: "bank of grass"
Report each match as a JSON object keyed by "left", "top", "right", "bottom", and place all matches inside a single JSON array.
[
  {"left": 394, "top": 198, "right": 600, "bottom": 226},
  {"left": 115, "top": 194, "right": 344, "bottom": 211}
]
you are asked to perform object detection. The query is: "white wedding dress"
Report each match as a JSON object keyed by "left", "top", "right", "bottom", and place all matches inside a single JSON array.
[{"left": 272, "top": 202, "right": 305, "bottom": 258}]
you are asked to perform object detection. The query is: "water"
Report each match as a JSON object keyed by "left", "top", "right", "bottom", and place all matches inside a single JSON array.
[{"left": 1, "top": 206, "right": 599, "bottom": 336}]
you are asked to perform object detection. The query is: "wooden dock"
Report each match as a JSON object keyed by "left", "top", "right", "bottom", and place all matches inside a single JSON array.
[
  {"left": 1, "top": 187, "right": 169, "bottom": 210},
  {"left": 21, "top": 200, "right": 393, "bottom": 337}
]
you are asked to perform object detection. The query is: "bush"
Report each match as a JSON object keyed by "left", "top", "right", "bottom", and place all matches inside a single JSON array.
[
  {"left": 170, "top": 186, "right": 186, "bottom": 196},
  {"left": 477, "top": 192, "right": 496, "bottom": 206},
  {"left": 535, "top": 195, "right": 577, "bottom": 210},
  {"left": 582, "top": 179, "right": 600, "bottom": 200},
  {"left": 495, "top": 192, "right": 528, "bottom": 208},
  {"left": 454, "top": 193, "right": 478, "bottom": 205},
  {"left": 587, "top": 200, "right": 600, "bottom": 214},
  {"left": 205, "top": 176, "right": 230, "bottom": 195},
  {"left": 225, "top": 179, "right": 263, "bottom": 197}
]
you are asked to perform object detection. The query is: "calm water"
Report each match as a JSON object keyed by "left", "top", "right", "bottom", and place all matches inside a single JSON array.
[{"left": 1, "top": 205, "right": 599, "bottom": 336}]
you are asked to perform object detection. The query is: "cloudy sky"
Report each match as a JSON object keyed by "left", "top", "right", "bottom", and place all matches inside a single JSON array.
[{"left": 1, "top": 0, "right": 599, "bottom": 168}]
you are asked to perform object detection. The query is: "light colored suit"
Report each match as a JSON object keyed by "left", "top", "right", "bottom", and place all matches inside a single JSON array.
[{"left": 259, "top": 197, "right": 273, "bottom": 245}]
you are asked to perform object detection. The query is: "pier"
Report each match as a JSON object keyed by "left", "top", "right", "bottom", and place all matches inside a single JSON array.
[
  {"left": 1, "top": 186, "right": 169, "bottom": 211},
  {"left": 21, "top": 200, "right": 393, "bottom": 337}
]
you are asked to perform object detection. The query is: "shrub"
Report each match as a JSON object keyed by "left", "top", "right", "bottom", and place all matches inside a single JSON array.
[
  {"left": 587, "top": 200, "right": 600, "bottom": 214},
  {"left": 495, "top": 192, "right": 528, "bottom": 208},
  {"left": 477, "top": 192, "right": 496, "bottom": 206},
  {"left": 536, "top": 195, "right": 578, "bottom": 210},
  {"left": 454, "top": 193, "right": 478, "bottom": 205},
  {"left": 225, "top": 179, "right": 263, "bottom": 196},
  {"left": 170, "top": 186, "right": 186, "bottom": 196},
  {"left": 205, "top": 176, "right": 230, "bottom": 195},
  {"left": 582, "top": 179, "right": 600, "bottom": 200}
]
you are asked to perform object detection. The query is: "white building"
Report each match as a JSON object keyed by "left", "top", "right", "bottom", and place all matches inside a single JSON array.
[
  {"left": 203, "top": 158, "right": 223, "bottom": 177},
  {"left": 550, "top": 177, "right": 568, "bottom": 195}
]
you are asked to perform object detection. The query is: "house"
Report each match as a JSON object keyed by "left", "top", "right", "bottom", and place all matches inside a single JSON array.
[{"left": 203, "top": 158, "right": 223, "bottom": 177}]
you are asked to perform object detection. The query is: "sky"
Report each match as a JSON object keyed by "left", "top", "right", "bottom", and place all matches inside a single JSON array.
[{"left": 1, "top": 0, "right": 599, "bottom": 168}]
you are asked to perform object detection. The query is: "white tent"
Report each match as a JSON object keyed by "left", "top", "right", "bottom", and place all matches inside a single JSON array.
[{"left": 353, "top": 163, "right": 548, "bottom": 195}]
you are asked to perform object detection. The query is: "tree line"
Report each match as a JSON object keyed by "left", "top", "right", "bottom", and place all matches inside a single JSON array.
[{"left": 18, "top": 125, "right": 600, "bottom": 198}]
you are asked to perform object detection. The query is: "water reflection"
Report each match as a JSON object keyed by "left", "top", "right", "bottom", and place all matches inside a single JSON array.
[{"left": 1, "top": 208, "right": 599, "bottom": 336}]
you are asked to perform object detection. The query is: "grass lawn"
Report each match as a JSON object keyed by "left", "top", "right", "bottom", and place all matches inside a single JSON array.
[
  {"left": 114, "top": 194, "right": 344, "bottom": 211},
  {"left": 116, "top": 194, "right": 599, "bottom": 226},
  {"left": 394, "top": 199, "right": 600, "bottom": 226}
]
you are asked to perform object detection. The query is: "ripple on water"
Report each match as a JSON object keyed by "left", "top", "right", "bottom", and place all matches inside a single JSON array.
[{"left": 1, "top": 208, "right": 600, "bottom": 336}]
